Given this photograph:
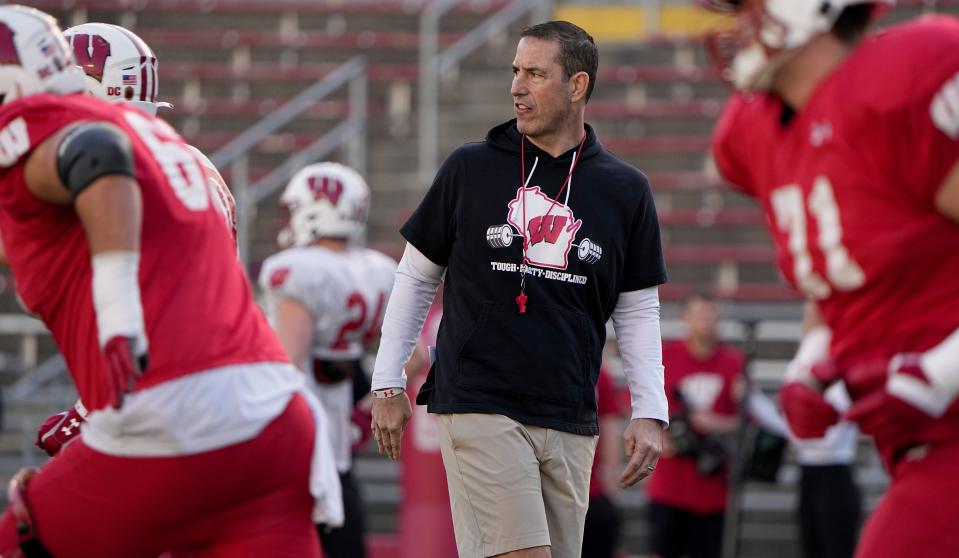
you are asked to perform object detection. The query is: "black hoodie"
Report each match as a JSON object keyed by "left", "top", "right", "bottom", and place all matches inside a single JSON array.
[{"left": 402, "top": 119, "right": 667, "bottom": 435}]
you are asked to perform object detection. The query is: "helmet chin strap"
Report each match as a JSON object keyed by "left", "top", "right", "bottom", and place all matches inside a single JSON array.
[
  {"left": 731, "top": 40, "right": 798, "bottom": 92},
  {"left": 731, "top": 42, "right": 772, "bottom": 90}
]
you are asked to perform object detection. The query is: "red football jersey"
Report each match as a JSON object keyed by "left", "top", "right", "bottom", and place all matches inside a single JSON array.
[
  {"left": 0, "top": 94, "right": 287, "bottom": 412},
  {"left": 714, "top": 17, "right": 959, "bottom": 445},
  {"left": 646, "top": 340, "right": 743, "bottom": 514}
]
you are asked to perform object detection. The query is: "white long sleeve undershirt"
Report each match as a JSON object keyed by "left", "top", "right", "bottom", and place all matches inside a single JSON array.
[
  {"left": 371, "top": 243, "right": 443, "bottom": 391},
  {"left": 371, "top": 244, "right": 669, "bottom": 427},
  {"left": 611, "top": 287, "right": 669, "bottom": 425}
]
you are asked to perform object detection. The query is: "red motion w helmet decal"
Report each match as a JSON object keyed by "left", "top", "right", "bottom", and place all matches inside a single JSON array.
[
  {"left": 0, "top": 22, "right": 20, "bottom": 65},
  {"left": 308, "top": 175, "right": 344, "bottom": 205},
  {"left": 69, "top": 33, "right": 110, "bottom": 82}
]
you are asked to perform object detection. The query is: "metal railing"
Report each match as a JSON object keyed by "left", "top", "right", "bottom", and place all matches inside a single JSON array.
[
  {"left": 3, "top": 314, "right": 61, "bottom": 402},
  {"left": 210, "top": 56, "right": 369, "bottom": 264},
  {"left": 418, "top": 0, "right": 553, "bottom": 183}
]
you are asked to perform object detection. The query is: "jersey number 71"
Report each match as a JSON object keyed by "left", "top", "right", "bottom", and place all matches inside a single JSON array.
[{"left": 771, "top": 176, "right": 865, "bottom": 299}]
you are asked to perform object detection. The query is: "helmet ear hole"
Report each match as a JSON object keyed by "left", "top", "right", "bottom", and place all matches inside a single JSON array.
[{"left": 124, "top": 86, "right": 134, "bottom": 100}]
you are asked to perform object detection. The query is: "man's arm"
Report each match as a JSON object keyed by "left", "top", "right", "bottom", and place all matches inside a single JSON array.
[
  {"left": 689, "top": 410, "right": 740, "bottom": 435},
  {"left": 370, "top": 243, "right": 444, "bottom": 460},
  {"left": 272, "top": 297, "right": 314, "bottom": 371},
  {"left": 778, "top": 301, "right": 842, "bottom": 439},
  {"left": 598, "top": 413, "right": 624, "bottom": 493},
  {"left": 843, "top": 153, "right": 959, "bottom": 444},
  {"left": 24, "top": 122, "right": 146, "bottom": 409},
  {"left": 610, "top": 286, "right": 666, "bottom": 487}
]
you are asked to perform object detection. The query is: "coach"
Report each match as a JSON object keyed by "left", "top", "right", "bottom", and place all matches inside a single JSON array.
[{"left": 371, "top": 21, "right": 668, "bottom": 558}]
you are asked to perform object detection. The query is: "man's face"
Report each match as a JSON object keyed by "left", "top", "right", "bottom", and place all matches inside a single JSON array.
[
  {"left": 511, "top": 37, "right": 573, "bottom": 139},
  {"left": 683, "top": 298, "right": 719, "bottom": 341}
]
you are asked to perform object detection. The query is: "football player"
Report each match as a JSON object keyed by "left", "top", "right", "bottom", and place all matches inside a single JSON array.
[
  {"left": 709, "top": 1, "right": 959, "bottom": 556},
  {"left": 35, "top": 22, "right": 239, "bottom": 459},
  {"left": 63, "top": 22, "right": 237, "bottom": 247},
  {"left": 259, "top": 162, "right": 397, "bottom": 558},
  {"left": 0, "top": 6, "right": 340, "bottom": 556}
]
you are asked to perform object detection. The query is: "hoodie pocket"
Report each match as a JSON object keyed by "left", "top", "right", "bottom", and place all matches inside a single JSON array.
[{"left": 455, "top": 303, "right": 590, "bottom": 406}]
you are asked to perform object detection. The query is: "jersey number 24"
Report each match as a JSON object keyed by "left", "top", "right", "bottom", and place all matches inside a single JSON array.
[{"left": 332, "top": 291, "right": 386, "bottom": 351}]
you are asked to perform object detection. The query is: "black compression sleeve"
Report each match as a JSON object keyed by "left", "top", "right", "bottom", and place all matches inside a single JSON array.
[{"left": 56, "top": 122, "right": 135, "bottom": 197}]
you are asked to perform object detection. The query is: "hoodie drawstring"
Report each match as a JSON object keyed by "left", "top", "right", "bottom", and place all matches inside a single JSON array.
[{"left": 516, "top": 132, "right": 587, "bottom": 314}]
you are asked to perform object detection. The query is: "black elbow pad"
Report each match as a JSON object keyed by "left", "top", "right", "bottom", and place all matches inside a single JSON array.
[{"left": 56, "top": 122, "right": 135, "bottom": 197}]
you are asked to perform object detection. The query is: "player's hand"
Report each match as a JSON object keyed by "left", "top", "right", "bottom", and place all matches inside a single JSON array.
[
  {"left": 350, "top": 405, "right": 374, "bottom": 452},
  {"left": 620, "top": 418, "right": 662, "bottom": 488},
  {"left": 660, "top": 430, "right": 677, "bottom": 459},
  {"left": 845, "top": 353, "right": 956, "bottom": 450},
  {"left": 103, "top": 336, "right": 147, "bottom": 410},
  {"left": 370, "top": 390, "right": 412, "bottom": 461},
  {"left": 35, "top": 404, "right": 86, "bottom": 457},
  {"left": 780, "top": 360, "right": 840, "bottom": 439}
]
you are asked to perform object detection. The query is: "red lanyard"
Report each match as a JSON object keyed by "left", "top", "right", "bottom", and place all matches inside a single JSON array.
[{"left": 516, "top": 132, "right": 587, "bottom": 314}]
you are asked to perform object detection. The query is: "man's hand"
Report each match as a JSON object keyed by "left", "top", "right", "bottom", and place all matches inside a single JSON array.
[
  {"left": 35, "top": 404, "right": 86, "bottom": 457},
  {"left": 780, "top": 360, "right": 841, "bottom": 439},
  {"left": 689, "top": 410, "right": 739, "bottom": 435},
  {"left": 370, "top": 390, "right": 412, "bottom": 461},
  {"left": 619, "top": 418, "right": 662, "bottom": 488},
  {"left": 846, "top": 353, "right": 957, "bottom": 450},
  {"left": 660, "top": 430, "right": 677, "bottom": 458},
  {"left": 781, "top": 382, "right": 840, "bottom": 439},
  {"left": 103, "top": 336, "right": 147, "bottom": 410},
  {"left": 350, "top": 404, "right": 374, "bottom": 452}
]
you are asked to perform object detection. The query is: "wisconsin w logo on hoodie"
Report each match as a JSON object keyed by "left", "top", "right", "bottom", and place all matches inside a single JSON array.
[
  {"left": 507, "top": 186, "right": 582, "bottom": 269},
  {"left": 486, "top": 185, "right": 603, "bottom": 270}
]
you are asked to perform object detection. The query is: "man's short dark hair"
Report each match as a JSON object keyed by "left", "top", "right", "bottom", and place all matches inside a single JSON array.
[
  {"left": 520, "top": 20, "right": 598, "bottom": 102},
  {"left": 832, "top": 4, "right": 876, "bottom": 44},
  {"left": 685, "top": 291, "right": 716, "bottom": 307}
]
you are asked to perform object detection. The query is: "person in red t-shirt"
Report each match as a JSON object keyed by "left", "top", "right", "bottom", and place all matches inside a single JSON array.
[
  {"left": 709, "top": 2, "right": 959, "bottom": 556},
  {"left": 646, "top": 294, "right": 744, "bottom": 558},
  {"left": 0, "top": 6, "right": 340, "bottom": 557},
  {"left": 582, "top": 365, "right": 629, "bottom": 558}
]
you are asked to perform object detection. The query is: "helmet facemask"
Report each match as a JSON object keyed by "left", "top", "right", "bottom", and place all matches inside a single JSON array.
[
  {"left": 705, "top": 0, "right": 800, "bottom": 90},
  {"left": 705, "top": 0, "right": 894, "bottom": 91}
]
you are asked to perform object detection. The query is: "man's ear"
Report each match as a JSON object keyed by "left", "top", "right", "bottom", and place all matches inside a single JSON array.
[{"left": 570, "top": 71, "right": 590, "bottom": 103}]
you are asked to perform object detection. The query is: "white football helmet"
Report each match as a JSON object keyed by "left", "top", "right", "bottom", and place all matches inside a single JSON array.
[
  {"left": 63, "top": 23, "right": 172, "bottom": 116},
  {"left": 706, "top": 0, "right": 894, "bottom": 89},
  {"left": 277, "top": 162, "right": 370, "bottom": 247},
  {"left": 0, "top": 5, "right": 86, "bottom": 105}
]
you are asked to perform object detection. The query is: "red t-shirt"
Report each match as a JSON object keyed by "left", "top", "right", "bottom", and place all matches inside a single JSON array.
[
  {"left": 589, "top": 367, "right": 627, "bottom": 498},
  {"left": 0, "top": 94, "right": 287, "bottom": 412},
  {"left": 646, "top": 340, "right": 743, "bottom": 513},
  {"left": 713, "top": 16, "right": 959, "bottom": 451}
]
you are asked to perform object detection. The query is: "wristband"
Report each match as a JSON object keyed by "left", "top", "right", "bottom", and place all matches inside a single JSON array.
[
  {"left": 372, "top": 387, "right": 405, "bottom": 399},
  {"left": 92, "top": 251, "right": 148, "bottom": 356}
]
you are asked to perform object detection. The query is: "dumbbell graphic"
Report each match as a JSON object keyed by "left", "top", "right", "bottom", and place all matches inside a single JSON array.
[
  {"left": 486, "top": 224, "right": 517, "bottom": 248},
  {"left": 485, "top": 224, "right": 602, "bottom": 264}
]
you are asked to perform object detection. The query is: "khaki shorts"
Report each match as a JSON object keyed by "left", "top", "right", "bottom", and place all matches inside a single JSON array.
[{"left": 435, "top": 413, "right": 597, "bottom": 558}]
